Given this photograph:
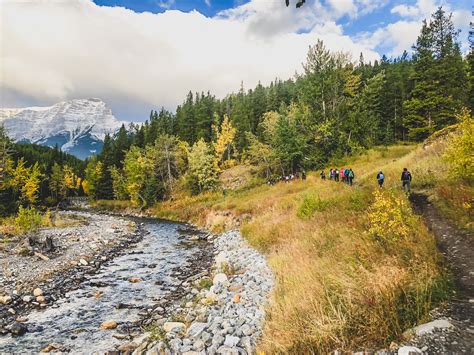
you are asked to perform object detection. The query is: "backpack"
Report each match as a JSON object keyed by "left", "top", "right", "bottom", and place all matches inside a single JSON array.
[
  {"left": 349, "top": 170, "right": 354, "bottom": 178},
  {"left": 379, "top": 173, "right": 384, "bottom": 180}
]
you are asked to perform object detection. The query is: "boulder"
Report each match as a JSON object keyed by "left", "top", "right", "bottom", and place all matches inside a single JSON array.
[
  {"left": 79, "top": 259, "right": 88, "bottom": 266},
  {"left": 398, "top": 346, "right": 422, "bottom": 355},
  {"left": 223, "top": 335, "right": 240, "bottom": 347},
  {"left": 100, "top": 321, "right": 118, "bottom": 330},
  {"left": 7, "top": 322, "right": 28, "bottom": 336},
  {"left": 36, "top": 296, "right": 46, "bottom": 303},
  {"left": 413, "top": 319, "right": 453, "bottom": 336},
  {"left": 117, "top": 342, "right": 138, "bottom": 352},
  {"left": 128, "top": 277, "right": 142, "bottom": 283},
  {"left": 22, "top": 295, "right": 33, "bottom": 303},
  {"left": 186, "top": 322, "right": 207, "bottom": 338},
  {"left": 33, "top": 288, "right": 43, "bottom": 297},
  {"left": 163, "top": 322, "right": 186, "bottom": 333},
  {"left": 213, "top": 273, "right": 229, "bottom": 286},
  {"left": 0, "top": 295, "right": 12, "bottom": 305}
]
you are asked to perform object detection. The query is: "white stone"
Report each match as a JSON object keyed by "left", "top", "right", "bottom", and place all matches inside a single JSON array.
[
  {"left": 79, "top": 258, "right": 88, "bottom": 266},
  {"left": 413, "top": 319, "right": 453, "bottom": 336},
  {"left": 398, "top": 346, "right": 422, "bottom": 355},
  {"left": 163, "top": 322, "right": 186, "bottom": 333},
  {"left": 186, "top": 322, "right": 207, "bottom": 338},
  {"left": 22, "top": 295, "right": 33, "bottom": 303},
  {"left": 223, "top": 335, "right": 240, "bottom": 347},
  {"left": 213, "top": 273, "right": 229, "bottom": 286},
  {"left": 33, "top": 288, "right": 43, "bottom": 297}
]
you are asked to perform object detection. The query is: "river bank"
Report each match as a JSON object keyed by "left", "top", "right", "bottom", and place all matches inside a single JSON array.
[
  {"left": 0, "top": 210, "right": 215, "bottom": 352},
  {"left": 135, "top": 230, "right": 274, "bottom": 354}
]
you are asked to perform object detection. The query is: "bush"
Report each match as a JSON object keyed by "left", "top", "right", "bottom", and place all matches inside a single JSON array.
[
  {"left": 367, "top": 190, "right": 414, "bottom": 245},
  {"left": 443, "top": 108, "right": 473, "bottom": 181},
  {"left": 297, "top": 195, "right": 330, "bottom": 219},
  {"left": 14, "top": 206, "right": 44, "bottom": 233}
]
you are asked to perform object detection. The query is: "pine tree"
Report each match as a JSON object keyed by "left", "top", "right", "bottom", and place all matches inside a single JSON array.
[{"left": 404, "top": 7, "right": 467, "bottom": 140}]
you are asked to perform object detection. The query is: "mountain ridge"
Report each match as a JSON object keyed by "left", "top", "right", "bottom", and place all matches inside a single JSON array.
[{"left": 0, "top": 98, "right": 125, "bottom": 159}]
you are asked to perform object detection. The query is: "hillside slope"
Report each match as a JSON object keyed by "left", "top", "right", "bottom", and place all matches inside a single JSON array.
[{"left": 150, "top": 143, "right": 459, "bottom": 353}]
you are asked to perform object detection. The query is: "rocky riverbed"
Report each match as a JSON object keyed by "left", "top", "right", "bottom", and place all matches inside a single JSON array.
[
  {"left": 137, "top": 230, "right": 274, "bottom": 355},
  {"left": 0, "top": 211, "right": 216, "bottom": 352}
]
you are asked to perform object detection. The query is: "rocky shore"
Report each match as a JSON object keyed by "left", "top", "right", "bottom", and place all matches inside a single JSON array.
[
  {"left": 137, "top": 230, "right": 274, "bottom": 355},
  {"left": 0, "top": 211, "right": 142, "bottom": 337}
]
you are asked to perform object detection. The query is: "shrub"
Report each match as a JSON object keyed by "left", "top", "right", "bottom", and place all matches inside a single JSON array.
[
  {"left": 367, "top": 190, "right": 413, "bottom": 245},
  {"left": 443, "top": 108, "right": 473, "bottom": 181},
  {"left": 14, "top": 206, "right": 43, "bottom": 233},
  {"left": 297, "top": 195, "right": 330, "bottom": 219}
]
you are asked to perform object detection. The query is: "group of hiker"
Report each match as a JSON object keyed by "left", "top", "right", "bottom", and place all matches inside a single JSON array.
[
  {"left": 320, "top": 168, "right": 355, "bottom": 186},
  {"left": 269, "top": 167, "right": 413, "bottom": 193},
  {"left": 318, "top": 167, "right": 413, "bottom": 192},
  {"left": 376, "top": 168, "right": 413, "bottom": 192}
]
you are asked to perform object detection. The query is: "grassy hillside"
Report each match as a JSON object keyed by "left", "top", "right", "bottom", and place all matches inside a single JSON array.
[{"left": 150, "top": 142, "right": 460, "bottom": 353}]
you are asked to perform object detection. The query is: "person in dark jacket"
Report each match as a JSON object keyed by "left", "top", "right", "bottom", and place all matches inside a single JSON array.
[
  {"left": 401, "top": 168, "right": 412, "bottom": 192},
  {"left": 347, "top": 168, "right": 354, "bottom": 186},
  {"left": 377, "top": 171, "right": 384, "bottom": 188}
]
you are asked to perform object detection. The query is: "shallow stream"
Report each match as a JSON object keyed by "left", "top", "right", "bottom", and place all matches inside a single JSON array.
[{"left": 0, "top": 217, "right": 209, "bottom": 353}]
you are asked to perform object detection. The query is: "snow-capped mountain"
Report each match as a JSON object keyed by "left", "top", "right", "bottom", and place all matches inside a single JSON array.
[{"left": 0, "top": 98, "right": 125, "bottom": 159}]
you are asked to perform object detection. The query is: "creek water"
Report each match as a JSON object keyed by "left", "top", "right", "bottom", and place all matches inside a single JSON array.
[{"left": 0, "top": 218, "right": 208, "bottom": 353}]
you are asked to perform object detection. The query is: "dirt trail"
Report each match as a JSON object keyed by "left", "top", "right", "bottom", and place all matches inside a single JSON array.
[{"left": 408, "top": 192, "right": 474, "bottom": 354}]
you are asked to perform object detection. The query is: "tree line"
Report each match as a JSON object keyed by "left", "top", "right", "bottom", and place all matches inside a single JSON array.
[
  {"left": 1, "top": 7, "right": 472, "bottom": 212},
  {"left": 0, "top": 127, "right": 86, "bottom": 216},
  {"left": 84, "top": 7, "right": 473, "bottom": 206}
]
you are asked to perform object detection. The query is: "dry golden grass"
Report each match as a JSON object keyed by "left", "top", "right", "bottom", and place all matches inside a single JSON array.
[{"left": 151, "top": 143, "right": 455, "bottom": 353}]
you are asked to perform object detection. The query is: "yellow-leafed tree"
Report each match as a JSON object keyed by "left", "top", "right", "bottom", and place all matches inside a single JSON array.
[{"left": 213, "top": 115, "right": 236, "bottom": 168}]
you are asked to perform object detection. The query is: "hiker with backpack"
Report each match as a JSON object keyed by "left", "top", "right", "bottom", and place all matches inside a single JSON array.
[
  {"left": 347, "top": 168, "right": 354, "bottom": 186},
  {"left": 401, "top": 168, "right": 412, "bottom": 193},
  {"left": 377, "top": 171, "right": 384, "bottom": 188},
  {"left": 340, "top": 168, "right": 345, "bottom": 183},
  {"left": 334, "top": 168, "right": 339, "bottom": 182},
  {"left": 320, "top": 170, "right": 326, "bottom": 180}
]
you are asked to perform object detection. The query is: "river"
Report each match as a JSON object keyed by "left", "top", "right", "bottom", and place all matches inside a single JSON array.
[{"left": 0, "top": 216, "right": 212, "bottom": 353}]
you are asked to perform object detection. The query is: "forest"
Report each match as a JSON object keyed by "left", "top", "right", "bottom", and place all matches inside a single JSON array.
[{"left": 0, "top": 7, "right": 472, "bottom": 212}]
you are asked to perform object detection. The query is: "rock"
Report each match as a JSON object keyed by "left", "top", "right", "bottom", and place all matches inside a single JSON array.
[
  {"left": 193, "top": 339, "right": 205, "bottom": 351},
  {"left": 8, "top": 308, "right": 15, "bottom": 315},
  {"left": 16, "top": 317, "right": 28, "bottom": 323},
  {"left": 22, "top": 295, "right": 33, "bottom": 303},
  {"left": 224, "top": 335, "right": 240, "bottom": 347},
  {"left": 213, "top": 273, "right": 229, "bottom": 286},
  {"left": 128, "top": 277, "right": 142, "bottom": 283},
  {"left": 112, "top": 333, "right": 128, "bottom": 340},
  {"left": 216, "top": 346, "right": 239, "bottom": 355},
  {"left": 100, "top": 321, "right": 118, "bottom": 330},
  {"left": 398, "top": 346, "right": 422, "bottom": 355},
  {"left": 79, "top": 258, "right": 88, "bottom": 266},
  {"left": 163, "top": 322, "right": 186, "bottom": 333},
  {"left": 7, "top": 322, "right": 28, "bottom": 336},
  {"left": 413, "top": 319, "right": 453, "bottom": 336},
  {"left": 33, "top": 288, "right": 43, "bottom": 297},
  {"left": 41, "top": 343, "right": 67, "bottom": 352},
  {"left": 117, "top": 342, "right": 138, "bottom": 352},
  {"left": 187, "top": 322, "right": 207, "bottom": 338},
  {"left": 36, "top": 295, "right": 46, "bottom": 303},
  {"left": 0, "top": 295, "right": 12, "bottom": 304},
  {"left": 233, "top": 294, "right": 241, "bottom": 303}
]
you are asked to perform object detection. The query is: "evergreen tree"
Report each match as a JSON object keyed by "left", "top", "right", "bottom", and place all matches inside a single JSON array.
[{"left": 404, "top": 7, "right": 467, "bottom": 140}]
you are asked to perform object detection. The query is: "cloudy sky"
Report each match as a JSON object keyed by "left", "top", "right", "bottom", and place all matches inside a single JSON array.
[{"left": 1, "top": 0, "right": 471, "bottom": 121}]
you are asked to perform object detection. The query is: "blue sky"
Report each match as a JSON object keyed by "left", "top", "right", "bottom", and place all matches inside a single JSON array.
[{"left": 3, "top": 0, "right": 472, "bottom": 121}]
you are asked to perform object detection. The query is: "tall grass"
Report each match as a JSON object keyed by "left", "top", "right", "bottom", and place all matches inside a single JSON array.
[{"left": 152, "top": 144, "right": 452, "bottom": 352}]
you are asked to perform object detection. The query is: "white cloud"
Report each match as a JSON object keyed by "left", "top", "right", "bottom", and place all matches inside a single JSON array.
[
  {"left": 391, "top": 4, "right": 420, "bottom": 17},
  {"left": 0, "top": 0, "right": 380, "bottom": 119},
  {"left": 366, "top": 0, "right": 470, "bottom": 56}
]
